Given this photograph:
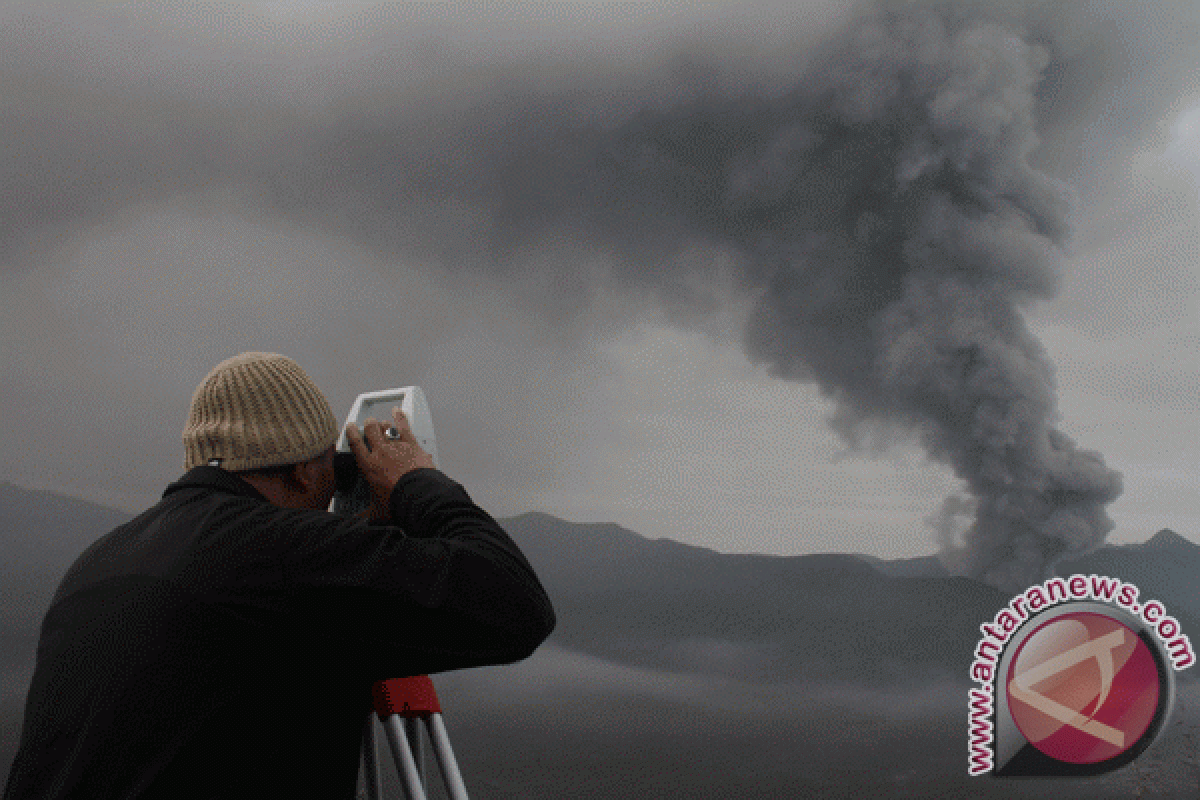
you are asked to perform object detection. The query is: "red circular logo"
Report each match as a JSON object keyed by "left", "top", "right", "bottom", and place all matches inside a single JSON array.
[{"left": 1006, "top": 611, "right": 1161, "bottom": 765}]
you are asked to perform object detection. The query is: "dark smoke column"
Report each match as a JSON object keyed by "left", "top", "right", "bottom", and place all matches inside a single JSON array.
[
  {"left": 592, "top": 10, "right": 1122, "bottom": 593},
  {"left": 244, "top": 7, "right": 1122, "bottom": 594}
]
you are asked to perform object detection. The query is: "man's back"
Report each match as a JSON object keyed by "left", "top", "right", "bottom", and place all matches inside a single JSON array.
[{"left": 5, "top": 466, "right": 555, "bottom": 799}]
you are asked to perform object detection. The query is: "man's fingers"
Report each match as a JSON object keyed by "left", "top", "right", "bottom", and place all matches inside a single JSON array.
[
  {"left": 347, "top": 413, "right": 424, "bottom": 471},
  {"left": 345, "top": 422, "right": 365, "bottom": 454},
  {"left": 390, "top": 407, "right": 416, "bottom": 440},
  {"left": 363, "top": 417, "right": 386, "bottom": 449},
  {"left": 348, "top": 418, "right": 387, "bottom": 460}
]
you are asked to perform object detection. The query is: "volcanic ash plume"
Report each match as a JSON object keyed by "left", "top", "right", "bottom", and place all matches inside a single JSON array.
[
  {"left": 271, "top": 9, "right": 1122, "bottom": 592},
  {"left": 579, "top": 10, "right": 1123, "bottom": 592}
]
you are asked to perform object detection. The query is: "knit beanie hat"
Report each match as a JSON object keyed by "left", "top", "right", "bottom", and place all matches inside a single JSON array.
[{"left": 183, "top": 352, "right": 338, "bottom": 471}]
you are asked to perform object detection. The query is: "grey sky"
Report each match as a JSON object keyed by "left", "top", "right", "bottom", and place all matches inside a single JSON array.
[{"left": 1, "top": 1, "right": 1198, "bottom": 574}]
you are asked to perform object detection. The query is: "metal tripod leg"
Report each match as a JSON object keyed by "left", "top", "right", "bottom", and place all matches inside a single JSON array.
[
  {"left": 362, "top": 717, "right": 427, "bottom": 800},
  {"left": 362, "top": 675, "right": 470, "bottom": 800},
  {"left": 362, "top": 716, "right": 383, "bottom": 799}
]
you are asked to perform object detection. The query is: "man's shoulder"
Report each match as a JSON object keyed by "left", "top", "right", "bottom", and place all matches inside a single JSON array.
[{"left": 51, "top": 482, "right": 280, "bottom": 604}]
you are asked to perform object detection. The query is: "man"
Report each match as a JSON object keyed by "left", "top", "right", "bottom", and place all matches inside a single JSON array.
[{"left": 5, "top": 352, "right": 556, "bottom": 799}]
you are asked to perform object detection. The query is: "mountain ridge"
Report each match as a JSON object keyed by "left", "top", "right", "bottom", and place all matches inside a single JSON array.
[
  {"left": 2, "top": 482, "right": 1196, "bottom": 687},
  {"left": 5, "top": 483, "right": 1194, "bottom": 570}
]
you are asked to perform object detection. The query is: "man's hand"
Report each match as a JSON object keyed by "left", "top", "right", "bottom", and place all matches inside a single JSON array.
[{"left": 345, "top": 407, "right": 437, "bottom": 520}]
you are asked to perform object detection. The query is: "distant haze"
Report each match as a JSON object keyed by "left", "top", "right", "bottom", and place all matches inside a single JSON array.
[{"left": 2, "top": 1, "right": 1198, "bottom": 575}]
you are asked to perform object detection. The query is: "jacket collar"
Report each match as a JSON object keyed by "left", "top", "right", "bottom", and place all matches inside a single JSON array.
[{"left": 163, "top": 466, "right": 270, "bottom": 503}]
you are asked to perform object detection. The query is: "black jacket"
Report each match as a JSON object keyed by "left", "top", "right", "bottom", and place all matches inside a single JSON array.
[{"left": 4, "top": 466, "right": 556, "bottom": 799}]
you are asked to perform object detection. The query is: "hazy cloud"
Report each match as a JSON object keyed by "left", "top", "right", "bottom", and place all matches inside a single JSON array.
[{"left": 2, "top": 0, "right": 1198, "bottom": 581}]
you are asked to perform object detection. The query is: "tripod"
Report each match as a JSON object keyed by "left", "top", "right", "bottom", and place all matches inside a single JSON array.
[{"left": 361, "top": 676, "right": 470, "bottom": 800}]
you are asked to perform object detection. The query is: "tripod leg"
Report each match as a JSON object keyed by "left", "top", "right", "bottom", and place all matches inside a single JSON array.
[
  {"left": 405, "top": 716, "right": 426, "bottom": 789},
  {"left": 362, "top": 716, "right": 383, "bottom": 800},
  {"left": 381, "top": 714, "right": 429, "bottom": 800},
  {"left": 426, "top": 714, "right": 470, "bottom": 800}
]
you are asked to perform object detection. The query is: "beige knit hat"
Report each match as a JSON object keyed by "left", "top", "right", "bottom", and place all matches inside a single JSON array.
[{"left": 183, "top": 352, "right": 338, "bottom": 471}]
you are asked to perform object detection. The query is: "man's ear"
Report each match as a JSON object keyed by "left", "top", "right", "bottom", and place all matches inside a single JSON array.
[
  {"left": 291, "top": 457, "right": 322, "bottom": 493},
  {"left": 287, "top": 462, "right": 311, "bottom": 492},
  {"left": 292, "top": 447, "right": 334, "bottom": 493}
]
